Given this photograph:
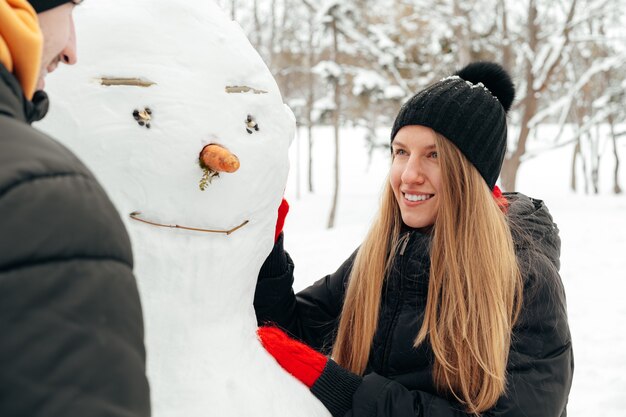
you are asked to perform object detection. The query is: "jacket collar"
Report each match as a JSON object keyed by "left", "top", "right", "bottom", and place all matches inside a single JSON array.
[
  {"left": 0, "top": 63, "right": 49, "bottom": 124},
  {"left": 506, "top": 192, "right": 561, "bottom": 271}
]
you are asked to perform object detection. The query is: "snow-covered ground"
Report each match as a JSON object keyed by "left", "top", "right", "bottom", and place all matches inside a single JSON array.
[{"left": 283, "top": 126, "right": 626, "bottom": 417}]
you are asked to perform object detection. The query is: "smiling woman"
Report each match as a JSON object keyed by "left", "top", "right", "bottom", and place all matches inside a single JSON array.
[
  {"left": 255, "top": 62, "right": 573, "bottom": 417},
  {"left": 390, "top": 125, "right": 442, "bottom": 229}
]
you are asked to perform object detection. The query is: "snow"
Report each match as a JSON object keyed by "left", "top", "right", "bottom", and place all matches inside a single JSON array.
[
  {"left": 532, "top": 37, "right": 566, "bottom": 91},
  {"left": 36, "top": 1, "right": 328, "bottom": 416},
  {"left": 285, "top": 125, "right": 626, "bottom": 417},
  {"left": 529, "top": 55, "right": 626, "bottom": 134},
  {"left": 311, "top": 95, "right": 336, "bottom": 122},
  {"left": 312, "top": 60, "right": 343, "bottom": 80},
  {"left": 32, "top": 0, "right": 626, "bottom": 414},
  {"left": 368, "top": 25, "right": 397, "bottom": 52},
  {"left": 384, "top": 85, "right": 406, "bottom": 100},
  {"left": 352, "top": 69, "right": 388, "bottom": 96}
]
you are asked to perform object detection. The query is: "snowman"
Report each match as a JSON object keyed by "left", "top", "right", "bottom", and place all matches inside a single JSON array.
[{"left": 38, "top": 1, "right": 329, "bottom": 416}]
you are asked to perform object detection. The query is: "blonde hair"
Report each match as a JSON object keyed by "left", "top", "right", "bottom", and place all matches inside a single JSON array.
[{"left": 332, "top": 135, "right": 523, "bottom": 414}]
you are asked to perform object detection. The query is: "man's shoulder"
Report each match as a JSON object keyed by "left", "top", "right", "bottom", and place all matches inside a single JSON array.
[
  {"left": 0, "top": 114, "right": 92, "bottom": 193},
  {"left": 0, "top": 115, "right": 133, "bottom": 271}
]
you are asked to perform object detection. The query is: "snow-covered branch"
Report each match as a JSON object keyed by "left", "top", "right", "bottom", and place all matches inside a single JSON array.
[{"left": 529, "top": 54, "right": 626, "bottom": 138}]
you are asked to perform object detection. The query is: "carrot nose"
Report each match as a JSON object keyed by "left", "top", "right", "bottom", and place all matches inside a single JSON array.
[{"left": 199, "top": 144, "right": 240, "bottom": 173}]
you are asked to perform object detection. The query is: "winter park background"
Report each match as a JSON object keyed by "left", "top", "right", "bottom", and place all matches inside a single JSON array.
[{"left": 36, "top": 0, "right": 624, "bottom": 416}]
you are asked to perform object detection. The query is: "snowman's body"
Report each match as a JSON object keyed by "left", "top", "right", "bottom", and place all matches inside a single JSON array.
[{"left": 38, "top": 2, "right": 329, "bottom": 416}]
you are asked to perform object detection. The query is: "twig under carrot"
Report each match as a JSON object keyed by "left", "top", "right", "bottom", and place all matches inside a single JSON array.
[{"left": 129, "top": 211, "right": 249, "bottom": 235}]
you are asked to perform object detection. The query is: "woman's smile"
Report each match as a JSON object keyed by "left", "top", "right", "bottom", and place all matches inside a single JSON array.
[{"left": 402, "top": 192, "right": 435, "bottom": 204}]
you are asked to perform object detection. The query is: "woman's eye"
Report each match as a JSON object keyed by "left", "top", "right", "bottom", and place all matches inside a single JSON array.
[
  {"left": 429, "top": 151, "right": 438, "bottom": 159},
  {"left": 394, "top": 149, "right": 407, "bottom": 156}
]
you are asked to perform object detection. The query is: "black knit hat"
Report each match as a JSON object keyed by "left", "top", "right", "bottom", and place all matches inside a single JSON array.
[
  {"left": 28, "top": 0, "right": 74, "bottom": 13},
  {"left": 390, "top": 62, "right": 515, "bottom": 189}
]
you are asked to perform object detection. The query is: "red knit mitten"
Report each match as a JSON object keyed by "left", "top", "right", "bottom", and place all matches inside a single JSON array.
[
  {"left": 258, "top": 326, "right": 363, "bottom": 417},
  {"left": 257, "top": 326, "right": 327, "bottom": 388},
  {"left": 493, "top": 185, "right": 509, "bottom": 213},
  {"left": 275, "top": 198, "right": 289, "bottom": 243}
]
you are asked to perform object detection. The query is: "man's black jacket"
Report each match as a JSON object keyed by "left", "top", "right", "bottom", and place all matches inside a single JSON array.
[
  {"left": 255, "top": 193, "right": 573, "bottom": 417},
  {"left": 0, "top": 64, "right": 150, "bottom": 416}
]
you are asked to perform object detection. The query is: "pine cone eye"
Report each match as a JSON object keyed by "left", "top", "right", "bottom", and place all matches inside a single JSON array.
[{"left": 133, "top": 107, "right": 153, "bottom": 128}]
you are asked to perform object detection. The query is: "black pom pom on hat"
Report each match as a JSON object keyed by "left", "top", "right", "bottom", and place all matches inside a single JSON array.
[
  {"left": 390, "top": 61, "right": 516, "bottom": 189},
  {"left": 455, "top": 61, "right": 515, "bottom": 112}
]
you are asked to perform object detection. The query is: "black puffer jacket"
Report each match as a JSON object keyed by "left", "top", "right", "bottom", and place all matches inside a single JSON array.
[
  {"left": 0, "top": 64, "right": 150, "bottom": 416},
  {"left": 255, "top": 193, "right": 573, "bottom": 417}
]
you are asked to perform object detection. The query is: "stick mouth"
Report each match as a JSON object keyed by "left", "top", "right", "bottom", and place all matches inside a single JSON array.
[{"left": 129, "top": 211, "right": 249, "bottom": 235}]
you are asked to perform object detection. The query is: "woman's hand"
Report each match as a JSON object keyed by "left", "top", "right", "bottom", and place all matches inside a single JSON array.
[
  {"left": 257, "top": 325, "right": 327, "bottom": 387},
  {"left": 257, "top": 326, "right": 363, "bottom": 417}
]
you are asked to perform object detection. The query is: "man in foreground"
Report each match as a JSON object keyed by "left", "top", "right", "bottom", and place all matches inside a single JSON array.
[{"left": 0, "top": 1, "right": 150, "bottom": 415}]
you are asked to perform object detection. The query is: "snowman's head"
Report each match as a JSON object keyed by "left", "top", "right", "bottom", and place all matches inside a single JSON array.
[{"left": 39, "top": 0, "right": 294, "bottom": 238}]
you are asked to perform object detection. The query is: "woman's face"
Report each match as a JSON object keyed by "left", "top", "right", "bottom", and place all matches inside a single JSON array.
[{"left": 390, "top": 125, "right": 442, "bottom": 230}]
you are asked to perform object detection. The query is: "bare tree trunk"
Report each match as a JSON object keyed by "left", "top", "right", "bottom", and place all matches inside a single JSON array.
[
  {"left": 253, "top": 0, "right": 262, "bottom": 49},
  {"left": 501, "top": 0, "right": 538, "bottom": 192},
  {"left": 501, "top": 0, "right": 576, "bottom": 191},
  {"left": 500, "top": 0, "right": 513, "bottom": 71},
  {"left": 571, "top": 139, "right": 580, "bottom": 192},
  {"left": 501, "top": 156, "right": 521, "bottom": 192},
  {"left": 231, "top": 0, "right": 236, "bottom": 20},
  {"left": 366, "top": 115, "right": 378, "bottom": 170},
  {"left": 269, "top": 0, "right": 277, "bottom": 66},
  {"left": 591, "top": 130, "right": 600, "bottom": 195},
  {"left": 603, "top": 56, "right": 622, "bottom": 195},
  {"left": 592, "top": 164, "right": 600, "bottom": 194},
  {"left": 452, "top": 0, "right": 471, "bottom": 66},
  {"left": 307, "top": 121, "right": 314, "bottom": 193},
  {"left": 501, "top": 70, "right": 538, "bottom": 191},
  {"left": 306, "top": 9, "right": 315, "bottom": 193},
  {"left": 327, "top": 18, "right": 341, "bottom": 229},
  {"left": 280, "top": 0, "right": 289, "bottom": 65},
  {"left": 581, "top": 133, "right": 590, "bottom": 194},
  {"left": 609, "top": 116, "right": 622, "bottom": 194},
  {"left": 295, "top": 123, "right": 301, "bottom": 199}
]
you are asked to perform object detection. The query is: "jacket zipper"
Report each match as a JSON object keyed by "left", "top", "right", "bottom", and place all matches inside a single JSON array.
[
  {"left": 398, "top": 232, "right": 411, "bottom": 256},
  {"left": 381, "top": 297, "right": 401, "bottom": 375},
  {"left": 381, "top": 232, "right": 410, "bottom": 374}
]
